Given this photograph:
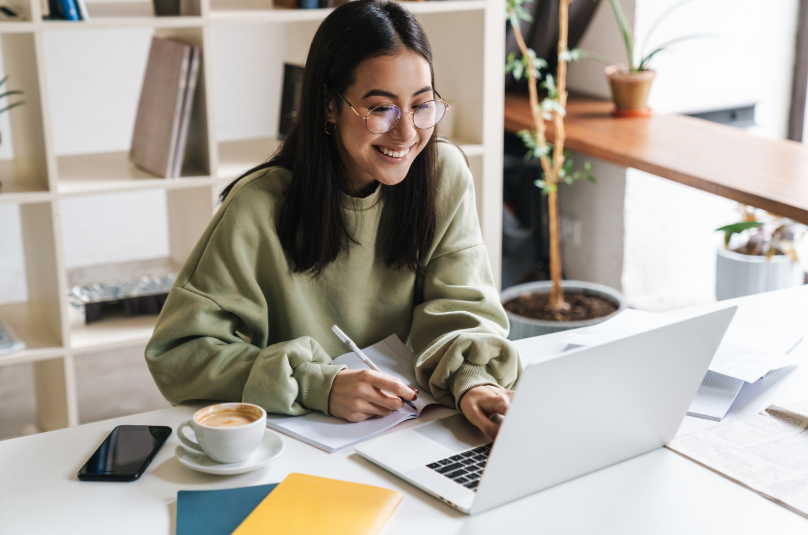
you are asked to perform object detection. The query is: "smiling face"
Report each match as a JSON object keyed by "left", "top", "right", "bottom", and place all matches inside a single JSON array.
[{"left": 325, "top": 50, "right": 435, "bottom": 197}]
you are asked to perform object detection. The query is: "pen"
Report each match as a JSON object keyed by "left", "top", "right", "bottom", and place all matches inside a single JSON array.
[{"left": 331, "top": 325, "right": 418, "bottom": 411}]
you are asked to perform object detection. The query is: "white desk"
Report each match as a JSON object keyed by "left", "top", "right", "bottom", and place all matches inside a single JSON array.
[{"left": 2, "top": 286, "right": 808, "bottom": 534}]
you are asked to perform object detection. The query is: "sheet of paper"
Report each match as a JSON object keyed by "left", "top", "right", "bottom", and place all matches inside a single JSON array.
[
  {"left": 685, "top": 371, "right": 745, "bottom": 421},
  {"left": 265, "top": 334, "right": 437, "bottom": 452},
  {"left": 669, "top": 400, "right": 808, "bottom": 519},
  {"left": 553, "top": 310, "right": 802, "bottom": 383},
  {"left": 708, "top": 327, "right": 802, "bottom": 383}
]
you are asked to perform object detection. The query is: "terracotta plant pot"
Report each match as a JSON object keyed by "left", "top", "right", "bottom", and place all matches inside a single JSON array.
[{"left": 605, "top": 64, "right": 656, "bottom": 115}]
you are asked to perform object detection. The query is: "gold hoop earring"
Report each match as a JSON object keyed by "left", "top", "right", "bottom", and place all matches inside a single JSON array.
[{"left": 324, "top": 121, "right": 336, "bottom": 135}]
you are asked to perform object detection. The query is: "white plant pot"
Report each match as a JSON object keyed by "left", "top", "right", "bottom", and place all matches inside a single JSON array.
[
  {"left": 715, "top": 247, "right": 804, "bottom": 301},
  {"left": 501, "top": 280, "right": 628, "bottom": 340}
]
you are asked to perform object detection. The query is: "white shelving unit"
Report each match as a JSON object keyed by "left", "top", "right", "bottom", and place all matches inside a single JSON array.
[{"left": 0, "top": 0, "right": 503, "bottom": 431}]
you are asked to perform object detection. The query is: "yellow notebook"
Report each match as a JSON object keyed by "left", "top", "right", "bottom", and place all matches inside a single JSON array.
[{"left": 231, "top": 473, "right": 403, "bottom": 535}]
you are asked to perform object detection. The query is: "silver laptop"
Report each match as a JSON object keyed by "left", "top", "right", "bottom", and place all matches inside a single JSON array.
[{"left": 355, "top": 307, "right": 736, "bottom": 515}]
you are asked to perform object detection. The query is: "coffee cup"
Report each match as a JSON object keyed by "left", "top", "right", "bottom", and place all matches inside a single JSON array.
[{"left": 177, "top": 403, "right": 266, "bottom": 464}]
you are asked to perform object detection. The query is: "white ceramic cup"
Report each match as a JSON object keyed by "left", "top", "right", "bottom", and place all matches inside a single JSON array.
[{"left": 177, "top": 403, "right": 266, "bottom": 464}]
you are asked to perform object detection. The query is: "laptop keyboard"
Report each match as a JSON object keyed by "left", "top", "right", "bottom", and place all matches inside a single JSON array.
[{"left": 425, "top": 443, "right": 492, "bottom": 492}]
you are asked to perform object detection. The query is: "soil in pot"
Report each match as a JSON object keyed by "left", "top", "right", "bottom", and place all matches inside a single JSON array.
[{"left": 503, "top": 290, "right": 617, "bottom": 322}]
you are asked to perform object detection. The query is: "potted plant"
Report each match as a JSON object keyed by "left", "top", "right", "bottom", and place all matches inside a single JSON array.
[
  {"left": 569, "top": 0, "right": 709, "bottom": 115},
  {"left": 715, "top": 205, "right": 806, "bottom": 301},
  {"left": 503, "top": 0, "right": 627, "bottom": 339}
]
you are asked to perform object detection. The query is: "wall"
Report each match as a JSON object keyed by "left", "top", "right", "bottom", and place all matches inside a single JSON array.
[
  {"left": 563, "top": 0, "right": 801, "bottom": 311},
  {"left": 561, "top": 0, "right": 634, "bottom": 290}
]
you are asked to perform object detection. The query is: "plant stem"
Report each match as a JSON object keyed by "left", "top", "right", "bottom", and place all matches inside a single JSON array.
[
  {"left": 508, "top": 0, "right": 571, "bottom": 313},
  {"left": 548, "top": 0, "right": 572, "bottom": 311}
]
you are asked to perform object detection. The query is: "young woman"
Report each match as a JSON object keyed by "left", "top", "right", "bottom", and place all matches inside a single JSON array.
[{"left": 145, "top": 0, "right": 520, "bottom": 439}]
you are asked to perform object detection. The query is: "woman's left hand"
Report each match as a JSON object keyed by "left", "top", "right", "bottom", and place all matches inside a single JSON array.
[{"left": 459, "top": 385, "right": 514, "bottom": 440}]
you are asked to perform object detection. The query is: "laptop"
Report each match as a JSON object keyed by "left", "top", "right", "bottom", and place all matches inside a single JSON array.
[{"left": 355, "top": 307, "right": 736, "bottom": 515}]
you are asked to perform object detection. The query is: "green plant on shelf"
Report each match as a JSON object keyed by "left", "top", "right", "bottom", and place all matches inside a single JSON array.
[
  {"left": 561, "top": 0, "right": 712, "bottom": 73},
  {"left": 717, "top": 205, "right": 806, "bottom": 261},
  {"left": 0, "top": 75, "right": 25, "bottom": 117},
  {"left": 504, "top": 0, "right": 596, "bottom": 315}
]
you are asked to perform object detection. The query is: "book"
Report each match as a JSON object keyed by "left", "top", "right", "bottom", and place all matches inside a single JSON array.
[
  {"left": 273, "top": 0, "right": 299, "bottom": 8},
  {"left": 130, "top": 37, "right": 193, "bottom": 178},
  {"left": 74, "top": 0, "right": 89, "bottom": 20},
  {"left": 232, "top": 473, "right": 402, "bottom": 535},
  {"left": 40, "top": 0, "right": 50, "bottom": 18},
  {"left": 277, "top": 63, "right": 304, "bottom": 140},
  {"left": 176, "top": 484, "right": 278, "bottom": 535},
  {"left": 171, "top": 45, "right": 201, "bottom": 178},
  {"left": 52, "top": 0, "right": 80, "bottom": 20},
  {"left": 264, "top": 334, "right": 440, "bottom": 453}
]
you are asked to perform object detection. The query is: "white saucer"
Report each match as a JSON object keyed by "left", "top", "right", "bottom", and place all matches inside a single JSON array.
[{"left": 175, "top": 431, "right": 285, "bottom": 475}]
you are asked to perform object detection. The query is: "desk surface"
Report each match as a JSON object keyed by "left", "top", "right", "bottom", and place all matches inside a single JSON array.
[
  {"left": 504, "top": 93, "right": 808, "bottom": 225},
  {"left": 2, "top": 286, "right": 808, "bottom": 534}
]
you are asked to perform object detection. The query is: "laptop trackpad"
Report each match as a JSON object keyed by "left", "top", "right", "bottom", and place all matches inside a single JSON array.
[{"left": 414, "top": 414, "right": 490, "bottom": 451}]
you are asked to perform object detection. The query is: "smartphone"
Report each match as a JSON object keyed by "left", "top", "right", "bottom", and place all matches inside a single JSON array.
[{"left": 78, "top": 425, "right": 172, "bottom": 482}]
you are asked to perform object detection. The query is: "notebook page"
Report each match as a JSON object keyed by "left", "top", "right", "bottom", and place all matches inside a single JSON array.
[
  {"left": 265, "top": 334, "right": 437, "bottom": 452},
  {"left": 686, "top": 371, "right": 745, "bottom": 421}
]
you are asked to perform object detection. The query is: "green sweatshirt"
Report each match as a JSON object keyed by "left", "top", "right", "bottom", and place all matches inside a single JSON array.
[{"left": 145, "top": 142, "right": 521, "bottom": 416}]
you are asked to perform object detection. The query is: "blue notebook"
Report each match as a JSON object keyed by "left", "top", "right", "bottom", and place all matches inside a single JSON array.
[{"left": 176, "top": 484, "right": 278, "bottom": 535}]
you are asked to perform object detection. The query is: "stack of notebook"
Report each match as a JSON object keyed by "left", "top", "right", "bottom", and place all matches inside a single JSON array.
[
  {"left": 130, "top": 37, "right": 201, "bottom": 179},
  {"left": 176, "top": 474, "right": 402, "bottom": 535}
]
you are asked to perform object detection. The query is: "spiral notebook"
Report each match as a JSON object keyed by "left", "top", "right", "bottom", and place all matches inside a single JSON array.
[{"left": 265, "top": 334, "right": 438, "bottom": 453}]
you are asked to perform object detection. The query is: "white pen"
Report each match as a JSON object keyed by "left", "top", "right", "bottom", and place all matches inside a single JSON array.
[{"left": 331, "top": 325, "right": 417, "bottom": 411}]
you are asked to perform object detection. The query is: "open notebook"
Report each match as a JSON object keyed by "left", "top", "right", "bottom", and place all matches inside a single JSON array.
[{"left": 265, "top": 335, "right": 438, "bottom": 453}]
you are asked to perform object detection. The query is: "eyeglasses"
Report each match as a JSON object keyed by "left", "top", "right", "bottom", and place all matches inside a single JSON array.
[{"left": 335, "top": 90, "right": 449, "bottom": 134}]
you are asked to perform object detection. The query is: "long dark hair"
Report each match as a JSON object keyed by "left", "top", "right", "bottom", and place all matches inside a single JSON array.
[{"left": 220, "top": 0, "right": 439, "bottom": 277}]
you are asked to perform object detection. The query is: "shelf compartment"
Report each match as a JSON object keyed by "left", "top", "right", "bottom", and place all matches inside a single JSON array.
[
  {"left": 56, "top": 151, "right": 214, "bottom": 195},
  {"left": 208, "top": 0, "right": 485, "bottom": 23},
  {"left": 0, "top": 22, "right": 35, "bottom": 33},
  {"left": 41, "top": 2, "right": 203, "bottom": 29},
  {"left": 45, "top": 25, "right": 213, "bottom": 192},
  {"left": 0, "top": 302, "right": 64, "bottom": 366},
  {"left": 69, "top": 310, "right": 157, "bottom": 351},
  {"left": 0, "top": 33, "right": 51, "bottom": 197},
  {"left": 0, "top": 202, "right": 64, "bottom": 366},
  {"left": 218, "top": 136, "right": 279, "bottom": 180}
]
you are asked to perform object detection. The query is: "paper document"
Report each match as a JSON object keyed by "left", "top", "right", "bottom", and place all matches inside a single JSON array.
[
  {"left": 552, "top": 309, "right": 802, "bottom": 421},
  {"left": 265, "top": 335, "right": 438, "bottom": 453},
  {"left": 669, "top": 400, "right": 808, "bottom": 519},
  {"left": 685, "top": 371, "right": 745, "bottom": 421}
]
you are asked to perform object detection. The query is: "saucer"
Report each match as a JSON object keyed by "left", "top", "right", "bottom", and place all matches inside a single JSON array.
[{"left": 175, "top": 431, "right": 285, "bottom": 475}]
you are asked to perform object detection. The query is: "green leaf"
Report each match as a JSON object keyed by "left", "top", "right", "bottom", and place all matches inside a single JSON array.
[
  {"left": 567, "top": 48, "right": 619, "bottom": 66},
  {"left": 640, "top": 0, "right": 696, "bottom": 58},
  {"left": 716, "top": 221, "right": 764, "bottom": 248},
  {"left": 0, "top": 75, "right": 7, "bottom": 89},
  {"left": 716, "top": 221, "right": 764, "bottom": 234},
  {"left": 0, "top": 100, "right": 25, "bottom": 115},
  {"left": 586, "top": 174, "right": 598, "bottom": 184},
  {"left": 540, "top": 97, "right": 565, "bottom": 120},
  {"left": 638, "top": 34, "right": 716, "bottom": 70},
  {"left": 0, "top": 90, "right": 23, "bottom": 99},
  {"left": 541, "top": 74, "right": 557, "bottom": 98},
  {"left": 607, "top": 0, "right": 635, "bottom": 70}
]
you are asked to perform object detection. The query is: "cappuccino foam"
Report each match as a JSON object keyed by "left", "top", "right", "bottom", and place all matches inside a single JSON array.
[{"left": 198, "top": 410, "right": 258, "bottom": 428}]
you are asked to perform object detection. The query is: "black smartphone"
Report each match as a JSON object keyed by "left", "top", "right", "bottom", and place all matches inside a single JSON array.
[{"left": 78, "top": 425, "right": 172, "bottom": 482}]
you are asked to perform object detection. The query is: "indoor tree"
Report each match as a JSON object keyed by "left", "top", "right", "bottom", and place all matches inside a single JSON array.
[{"left": 505, "top": 0, "right": 595, "bottom": 316}]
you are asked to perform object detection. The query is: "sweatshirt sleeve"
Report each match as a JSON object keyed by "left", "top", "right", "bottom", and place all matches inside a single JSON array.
[
  {"left": 411, "top": 147, "right": 522, "bottom": 409},
  {"left": 145, "top": 173, "right": 345, "bottom": 416}
]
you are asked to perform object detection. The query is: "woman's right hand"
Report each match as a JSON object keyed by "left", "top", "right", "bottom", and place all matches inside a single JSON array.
[{"left": 328, "top": 369, "right": 417, "bottom": 422}]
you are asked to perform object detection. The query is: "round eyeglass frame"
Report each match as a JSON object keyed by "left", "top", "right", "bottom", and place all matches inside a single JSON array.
[{"left": 334, "top": 90, "right": 450, "bottom": 134}]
